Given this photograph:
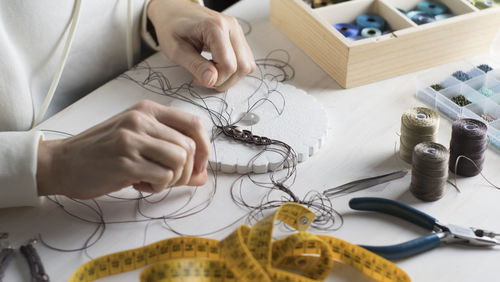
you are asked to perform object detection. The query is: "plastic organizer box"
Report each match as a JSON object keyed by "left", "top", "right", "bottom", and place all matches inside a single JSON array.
[{"left": 416, "top": 54, "right": 500, "bottom": 151}]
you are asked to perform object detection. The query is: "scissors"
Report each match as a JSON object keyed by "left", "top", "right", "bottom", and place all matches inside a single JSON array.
[
  {"left": 349, "top": 197, "right": 500, "bottom": 260},
  {"left": 323, "top": 170, "right": 408, "bottom": 197}
]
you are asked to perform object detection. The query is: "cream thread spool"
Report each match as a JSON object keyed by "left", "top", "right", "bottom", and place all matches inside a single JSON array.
[
  {"left": 399, "top": 107, "right": 440, "bottom": 163},
  {"left": 410, "top": 142, "right": 449, "bottom": 202}
]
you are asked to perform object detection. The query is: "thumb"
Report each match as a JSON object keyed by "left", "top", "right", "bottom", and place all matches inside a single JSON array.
[{"left": 169, "top": 41, "right": 218, "bottom": 88}]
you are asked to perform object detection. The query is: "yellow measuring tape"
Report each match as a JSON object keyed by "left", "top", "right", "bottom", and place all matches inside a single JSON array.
[{"left": 70, "top": 203, "right": 410, "bottom": 281}]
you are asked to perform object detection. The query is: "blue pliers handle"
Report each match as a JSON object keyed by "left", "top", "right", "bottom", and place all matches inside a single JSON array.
[{"left": 349, "top": 197, "right": 500, "bottom": 260}]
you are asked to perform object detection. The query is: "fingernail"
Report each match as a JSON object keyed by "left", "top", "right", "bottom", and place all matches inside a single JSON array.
[
  {"left": 202, "top": 160, "right": 208, "bottom": 172},
  {"left": 202, "top": 69, "right": 214, "bottom": 87}
]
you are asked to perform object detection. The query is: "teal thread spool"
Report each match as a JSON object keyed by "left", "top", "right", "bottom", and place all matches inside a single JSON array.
[
  {"left": 435, "top": 14, "right": 452, "bottom": 21},
  {"left": 400, "top": 107, "right": 440, "bottom": 164},
  {"left": 361, "top": 27, "right": 382, "bottom": 38},
  {"left": 356, "top": 14, "right": 386, "bottom": 30},
  {"left": 417, "top": 1, "right": 449, "bottom": 15}
]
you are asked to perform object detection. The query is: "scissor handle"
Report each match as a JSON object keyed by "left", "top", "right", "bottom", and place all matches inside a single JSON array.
[
  {"left": 349, "top": 197, "right": 437, "bottom": 230},
  {"left": 360, "top": 233, "right": 442, "bottom": 260}
]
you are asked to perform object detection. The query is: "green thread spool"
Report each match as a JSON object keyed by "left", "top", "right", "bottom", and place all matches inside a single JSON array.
[
  {"left": 410, "top": 142, "right": 449, "bottom": 201},
  {"left": 400, "top": 107, "right": 440, "bottom": 163}
]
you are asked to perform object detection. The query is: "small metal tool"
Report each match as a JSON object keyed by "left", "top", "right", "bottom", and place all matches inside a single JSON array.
[
  {"left": 350, "top": 197, "right": 500, "bottom": 259},
  {"left": 323, "top": 170, "right": 408, "bottom": 197},
  {"left": 20, "top": 239, "right": 49, "bottom": 282}
]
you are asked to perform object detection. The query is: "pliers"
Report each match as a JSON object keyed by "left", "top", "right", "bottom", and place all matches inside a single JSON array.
[{"left": 349, "top": 197, "right": 500, "bottom": 260}]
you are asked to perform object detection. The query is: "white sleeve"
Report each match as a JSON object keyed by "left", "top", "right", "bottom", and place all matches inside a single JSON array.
[
  {"left": 0, "top": 131, "right": 43, "bottom": 208},
  {"left": 141, "top": 0, "right": 205, "bottom": 51}
]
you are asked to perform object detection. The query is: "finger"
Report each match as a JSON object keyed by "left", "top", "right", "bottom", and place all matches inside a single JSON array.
[
  {"left": 133, "top": 182, "right": 155, "bottom": 193},
  {"left": 215, "top": 21, "right": 256, "bottom": 92},
  {"left": 138, "top": 134, "right": 192, "bottom": 187},
  {"left": 187, "top": 167, "right": 208, "bottom": 186},
  {"left": 167, "top": 39, "right": 218, "bottom": 88},
  {"left": 203, "top": 21, "right": 237, "bottom": 87},
  {"left": 140, "top": 112, "right": 198, "bottom": 159},
  {"left": 142, "top": 120, "right": 196, "bottom": 186},
  {"left": 135, "top": 101, "right": 210, "bottom": 175},
  {"left": 119, "top": 108, "right": 196, "bottom": 158},
  {"left": 129, "top": 157, "right": 174, "bottom": 193},
  {"left": 138, "top": 113, "right": 200, "bottom": 186}
]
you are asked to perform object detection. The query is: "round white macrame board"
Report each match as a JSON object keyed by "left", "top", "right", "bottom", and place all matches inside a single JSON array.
[{"left": 166, "top": 77, "right": 329, "bottom": 174}]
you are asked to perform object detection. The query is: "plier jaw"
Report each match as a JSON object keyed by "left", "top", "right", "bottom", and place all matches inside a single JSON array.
[
  {"left": 349, "top": 197, "right": 500, "bottom": 260},
  {"left": 439, "top": 223, "right": 500, "bottom": 246}
]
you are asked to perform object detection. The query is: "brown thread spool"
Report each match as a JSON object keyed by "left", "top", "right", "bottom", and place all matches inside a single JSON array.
[
  {"left": 449, "top": 119, "right": 488, "bottom": 177},
  {"left": 399, "top": 107, "right": 440, "bottom": 163},
  {"left": 410, "top": 142, "right": 449, "bottom": 202}
]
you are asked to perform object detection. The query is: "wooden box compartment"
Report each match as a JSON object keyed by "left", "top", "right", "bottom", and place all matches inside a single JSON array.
[{"left": 270, "top": 0, "right": 500, "bottom": 88}]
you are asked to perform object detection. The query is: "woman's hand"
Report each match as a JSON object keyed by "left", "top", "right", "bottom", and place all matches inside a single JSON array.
[
  {"left": 147, "top": 0, "right": 256, "bottom": 92},
  {"left": 36, "top": 100, "right": 210, "bottom": 199}
]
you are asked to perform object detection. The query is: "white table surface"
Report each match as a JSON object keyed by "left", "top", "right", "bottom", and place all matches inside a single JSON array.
[{"left": 2, "top": 0, "right": 500, "bottom": 281}]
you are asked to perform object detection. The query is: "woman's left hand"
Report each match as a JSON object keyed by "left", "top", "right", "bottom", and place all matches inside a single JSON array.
[{"left": 148, "top": 0, "right": 256, "bottom": 92}]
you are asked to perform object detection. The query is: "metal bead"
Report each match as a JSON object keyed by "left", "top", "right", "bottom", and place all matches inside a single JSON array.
[{"left": 232, "top": 127, "right": 243, "bottom": 137}]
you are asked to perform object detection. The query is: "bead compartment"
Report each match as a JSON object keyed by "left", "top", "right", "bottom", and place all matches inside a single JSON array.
[{"left": 416, "top": 55, "right": 500, "bottom": 151}]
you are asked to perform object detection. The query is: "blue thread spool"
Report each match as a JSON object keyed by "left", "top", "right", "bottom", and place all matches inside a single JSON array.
[
  {"left": 356, "top": 14, "right": 386, "bottom": 30},
  {"left": 361, "top": 27, "right": 382, "bottom": 38},
  {"left": 407, "top": 10, "right": 436, "bottom": 25},
  {"left": 333, "top": 23, "right": 359, "bottom": 38},
  {"left": 347, "top": 35, "right": 364, "bottom": 42},
  {"left": 406, "top": 10, "right": 423, "bottom": 18},
  {"left": 435, "top": 14, "right": 452, "bottom": 21},
  {"left": 417, "top": 1, "right": 449, "bottom": 15}
]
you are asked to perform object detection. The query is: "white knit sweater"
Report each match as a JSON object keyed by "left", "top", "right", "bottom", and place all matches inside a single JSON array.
[{"left": 0, "top": 0, "right": 204, "bottom": 208}]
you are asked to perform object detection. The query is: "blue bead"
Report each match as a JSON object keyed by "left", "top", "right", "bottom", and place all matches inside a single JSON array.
[
  {"left": 452, "top": 71, "right": 470, "bottom": 82},
  {"left": 356, "top": 14, "right": 386, "bottom": 30},
  {"left": 417, "top": 1, "right": 449, "bottom": 15},
  {"left": 477, "top": 64, "right": 493, "bottom": 73},
  {"left": 333, "top": 23, "right": 359, "bottom": 37}
]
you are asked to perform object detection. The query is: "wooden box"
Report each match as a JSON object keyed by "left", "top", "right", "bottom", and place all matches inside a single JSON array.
[{"left": 270, "top": 0, "right": 500, "bottom": 88}]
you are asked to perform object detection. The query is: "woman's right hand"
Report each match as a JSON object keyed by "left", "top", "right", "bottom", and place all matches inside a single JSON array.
[{"left": 36, "top": 100, "right": 210, "bottom": 199}]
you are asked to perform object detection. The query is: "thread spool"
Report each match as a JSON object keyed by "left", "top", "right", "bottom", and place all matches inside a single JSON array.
[
  {"left": 407, "top": 10, "right": 436, "bottom": 25},
  {"left": 333, "top": 23, "right": 359, "bottom": 37},
  {"left": 361, "top": 27, "right": 382, "bottom": 38},
  {"left": 417, "top": 1, "right": 449, "bottom": 15},
  {"left": 410, "top": 142, "right": 449, "bottom": 202},
  {"left": 347, "top": 36, "right": 364, "bottom": 42},
  {"left": 435, "top": 14, "right": 452, "bottom": 21},
  {"left": 399, "top": 107, "right": 440, "bottom": 163},
  {"left": 449, "top": 119, "right": 488, "bottom": 177},
  {"left": 356, "top": 14, "right": 386, "bottom": 30}
]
